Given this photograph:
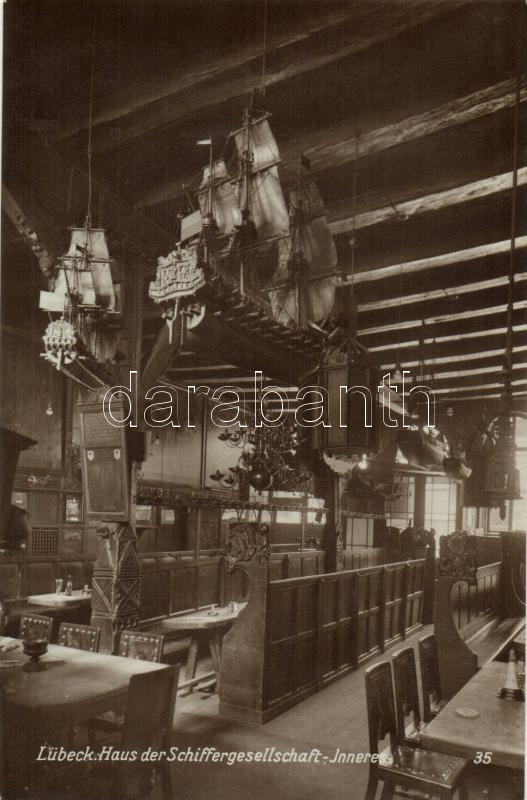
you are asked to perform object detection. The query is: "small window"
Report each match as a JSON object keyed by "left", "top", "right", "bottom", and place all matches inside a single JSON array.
[
  {"left": 424, "top": 477, "right": 458, "bottom": 539},
  {"left": 275, "top": 509, "right": 302, "bottom": 525}
]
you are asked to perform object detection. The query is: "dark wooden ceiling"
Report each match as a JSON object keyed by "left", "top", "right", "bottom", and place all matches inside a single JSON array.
[{"left": 2, "top": 0, "right": 526, "bottom": 409}]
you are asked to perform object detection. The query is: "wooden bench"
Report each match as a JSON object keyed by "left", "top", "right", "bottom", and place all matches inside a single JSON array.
[{"left": 435, "top": 531, "right": 525, "bottom": 700}]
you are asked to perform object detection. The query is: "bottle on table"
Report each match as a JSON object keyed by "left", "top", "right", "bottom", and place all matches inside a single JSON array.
[{"left": 65, "top": 575, "right": 73, "bottom": 596}]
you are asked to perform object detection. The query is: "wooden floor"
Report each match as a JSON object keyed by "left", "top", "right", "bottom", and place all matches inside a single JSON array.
[{"left": 167, "top": 624, "right": 524, "bottom": 800}]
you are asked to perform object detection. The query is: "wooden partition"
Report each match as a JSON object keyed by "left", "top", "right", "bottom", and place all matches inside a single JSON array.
[
  {"left": 138, "top": 549, "right": 325, "bottom": 622},
  {"left": 342, "top": 547, "right": 388, "bottom": 571},
  {"left": 220, "top": 558, "right": 424, "bottom": 723},
  {"left": 266, "top": 559, "right": 424, "bottom": 719},
  {"left": 268, "top": 550, "right": 325, "bottom": 580}
]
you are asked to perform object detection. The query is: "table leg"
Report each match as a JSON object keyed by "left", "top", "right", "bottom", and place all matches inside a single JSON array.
[
  {"left": 209, "top": 630, "right": 223, "bottom": 692},
  {"left": 185, "top": 634, "right": 199, "bottom": 680},
  {"left": 179, "top": 634, "right": 200, "bottom": 696}
]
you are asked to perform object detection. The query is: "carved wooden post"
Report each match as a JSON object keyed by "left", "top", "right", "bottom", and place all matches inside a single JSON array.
[
  {"left": 91, "top": 522, "right": 141, "bottom": 654},
  {"left": 219, "top": 521, "right": 270, "bottom": 723}
]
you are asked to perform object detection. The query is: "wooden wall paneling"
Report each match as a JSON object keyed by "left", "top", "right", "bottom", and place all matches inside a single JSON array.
[
  {"left": 404, "top": 560, "right": 424, "bottom": 634},
  {"left": 139, "top": 557, "right": 171, "bottom": 620},
  {"left": 24, "top": 561, "right": 54, "bottom": 595},
  {"left": 382, "top": 563, "right": 406, "bottom": 648},
  {"left": 268, "top": 555, "right": 286, "bottom": 581},
  {"left": 335, "top": 573, "right": 355, "bottom": 677},
  {"left": 321, "top": 576, "right": 338, "bottom": 679},
  {"left": 170, "top": 562, "right": 198, "bottom": 614},
  {"left": 0, "top": 562, "right": 20, "bottom": 599},
  {"left": 223, "top": 557, "right": 425, "bottom": 722},
  {"left": 197, "top": 559, "right": 221, "bottom": 608},
  {"left": 287, "top": 555, "right": 302, "bottom": 579},
  {"left": 355, "top": 566, "right": 384, "bottom": 664},
  {"left": 268, "top": 583, "right": 296, "bottom": 704},
  {"left": 295, "top": 581, "right": 318, "bottom": 694},
  {"left": 301, "top": 552, "right": 323, "bottom": 576}
]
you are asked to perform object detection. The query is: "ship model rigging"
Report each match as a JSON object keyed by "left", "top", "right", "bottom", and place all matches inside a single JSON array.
[
  {"left": 149, "top": 100, "right": 338, "bottom": 340},
  {"left": 39, "top": 51, "right": 121, "bottom": 388},
  {"left": 39, "top": 224, "right": 121, "bottom": 378}
]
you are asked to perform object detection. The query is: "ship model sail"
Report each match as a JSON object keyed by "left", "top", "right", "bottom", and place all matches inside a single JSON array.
[
  {"left": 149, "top": 105, "right": 338, "bottom": 337},
  {"left": 39, "top": 225, "right": 121, "bottom": 374}
]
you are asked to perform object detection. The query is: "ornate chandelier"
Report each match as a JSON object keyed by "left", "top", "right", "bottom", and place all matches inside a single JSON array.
[{"left": 209, "top": 416, "right": 310, "bottom": 494}]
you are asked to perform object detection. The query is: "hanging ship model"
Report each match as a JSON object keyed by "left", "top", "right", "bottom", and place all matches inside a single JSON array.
[
  {"left": 148, "top": 102, "right": 338, "bottom": 340},
  {"left": 39, "top": 222, "right": 122, "bottom": 385}
]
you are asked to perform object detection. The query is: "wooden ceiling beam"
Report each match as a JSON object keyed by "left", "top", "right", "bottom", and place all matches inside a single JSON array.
[
  {"left": 381, "top": 356, "right": 527, "bottom": 385},
  {"left": 137, "top": 78, "right": 523, "bottom": 210},
  {"left": 441, "top": 390, "right": 527, "bottom": 402},
  {"left": 381, "top": 343, "right": 527, "bottom": 371},
  {"left": 432, "top": 377, "right": 527, "bottom": 395},
  {"left": 53, "top": 6, "right": 368, "bottom": 141},
  {"left": 370, "top": 325, "right": 527, "bottom": 353},
  {"left": 59, "top": 0, "right": 471, "bottom": 154},
  {"left": 329, "top": 167, "right": 527, "bottom": 235},
  {"left": 360, "top": 283, "right": 525, "bottom": 331},
  {"left": 352, "top": 236, "right": 527, "bottom": 285},
  {"left": 359, "top": 273, "right": 527, "bottom": 313},
  {"left": 359, "top": 301, "right": 527, "bottom": 337},
  {"left": 308, "top": 79, "right": 527, "bottom": 174}
]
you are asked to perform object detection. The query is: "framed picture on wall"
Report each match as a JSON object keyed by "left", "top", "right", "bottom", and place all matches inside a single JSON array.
[
  {"left": 160, "top": 508, "right": 175, "bottom": 526},
  {"left": 64, "top": 494, "right": 83, "bottom": 522},
  {"left": 136, "top": 504, "right": 154, "bottom": 524},
  {"left": 12, "top": 491, "right": 28, "bottom": 510}
]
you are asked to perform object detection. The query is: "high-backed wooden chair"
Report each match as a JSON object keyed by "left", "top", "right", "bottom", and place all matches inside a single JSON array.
[
  {"left": 88, "top": 630, "right": 165, "bottom": 744},
  {"left": 118, "top": 630, "right": 164, "bottom": 662},
  {"left": 392, "top": 646, "right": 423, "bottom": 745},
  {"left": 19, "top": 613, "right": 53, "bottom": 641},
  {"left": 91, "top": 665, "right": 180, "bottom": 800},
  {"left": 58, "top": 622, "right": 100, "bottom": 652},
  {"left": 364, "top": 661, "right": 468, "bottom": 800},
  {"left": 418, "top": 633, "right": 445, "bottom": 723}
]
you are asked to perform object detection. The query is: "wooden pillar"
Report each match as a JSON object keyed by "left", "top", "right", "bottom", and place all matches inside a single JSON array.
[
  {"left": 414, "top": 475, "right": 426, "bottom": 528},
  {"left": 90, "top": 520, "right": 141, "bottom": 654},
  {"left": 322, "top": 473, "right": 340, "bottom": 573}
]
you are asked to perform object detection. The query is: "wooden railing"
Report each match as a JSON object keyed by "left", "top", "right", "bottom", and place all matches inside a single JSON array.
[{"left": 220, "top": 558, "right": 425, "bottom": 723}]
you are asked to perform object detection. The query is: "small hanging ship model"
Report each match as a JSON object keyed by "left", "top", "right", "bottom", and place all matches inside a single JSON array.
[
  {"left": 149, "top": 100, "right": 338, "bottom": 339},
  {"left": 39, "top": 224, "right": 121, "bottom": 382}
]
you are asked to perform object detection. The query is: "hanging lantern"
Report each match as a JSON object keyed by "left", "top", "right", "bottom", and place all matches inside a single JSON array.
[{"left": 41, "top": 318, "right": 77, "bottom": 370}]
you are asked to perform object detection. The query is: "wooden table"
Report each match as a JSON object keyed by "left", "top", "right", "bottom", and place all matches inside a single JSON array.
[
  {"left": 26, "top": 589, "right": 91, "bottom": 608},
  {"left": 154, "top": 604, "right": 246, "bottom": 692},
  {"left": 420, "top": 661, "right": 525, "bottom": 770},
  {"left": 5, "top": 592, "right": 92, "bottom": 639},
  {"left": 0, "top": 642, "right": 169, "bottom": 796},
  {"left": 0, "top": 641, "right": 166, "bottom": 727}
]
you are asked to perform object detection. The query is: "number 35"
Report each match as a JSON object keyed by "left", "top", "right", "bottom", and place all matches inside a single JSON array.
[{"left": 474, "top": 751, "right": 493, "bottom": 764}]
